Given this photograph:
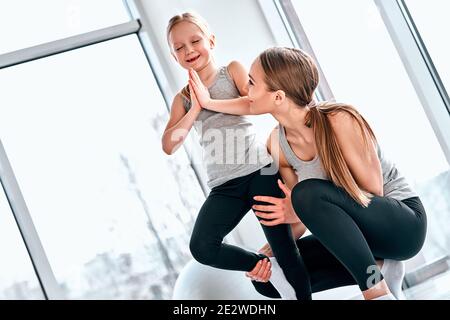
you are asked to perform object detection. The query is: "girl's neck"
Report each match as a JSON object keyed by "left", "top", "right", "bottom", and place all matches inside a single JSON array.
[{"left": 195, "top": 59, "right": 218, "bottom": 87}]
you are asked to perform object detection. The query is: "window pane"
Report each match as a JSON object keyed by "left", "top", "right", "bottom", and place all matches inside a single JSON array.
[
  {"left": 291, "top": 0, "right": 450, "bottom": 264},
  {"left": 0, "top": 0, "right": 129, "bottom": 54},
  {"left": 0, "top": 187, "right": 45, "bottom": 299},
  {"left": 405, "top": 0, "right": 450, "bottom": 97},
  {"left": 0, "top": 35, "right": 204, "bottom": 299}
]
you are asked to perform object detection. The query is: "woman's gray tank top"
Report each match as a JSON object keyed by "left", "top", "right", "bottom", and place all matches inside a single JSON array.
[
  {"left": 181, "top": 66, "right": 272, "bottom": 188},
  {"left": 278, "top": 123, "right": 417, "bottom": 201}
]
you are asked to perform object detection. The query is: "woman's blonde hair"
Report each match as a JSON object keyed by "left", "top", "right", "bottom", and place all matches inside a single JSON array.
[
  {"left": 167, "top": 12, "right": 212, "bottom": 100},
  {"left": 259, "top": 47, "right": 377, "bottom": 207}
]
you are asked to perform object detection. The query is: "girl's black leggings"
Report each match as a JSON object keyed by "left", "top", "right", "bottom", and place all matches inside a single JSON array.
[
  {"left": 252, "top": 178, "right": 427, "bottom": 298},
  {"left": 189, "top": 164, "right": 312, "bottom": 300}
]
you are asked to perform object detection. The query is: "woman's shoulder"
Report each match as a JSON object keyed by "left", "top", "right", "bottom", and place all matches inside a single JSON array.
[
  {"left": 327, "top": 109, "right": 364, "bottom": 139},
  {"left": 327, "top": 109, "right": 354, "bottom": 125}
]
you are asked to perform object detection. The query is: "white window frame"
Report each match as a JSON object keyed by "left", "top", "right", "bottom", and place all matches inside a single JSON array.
[
  {"left": 259, "top": 0, "right": 335, "bottom": 101},
  {"left": 0, "top": 140, "right": 61, "bottom": 299},
  {"left": 0, "top": 20, "right": 140, "bottom": 69}
]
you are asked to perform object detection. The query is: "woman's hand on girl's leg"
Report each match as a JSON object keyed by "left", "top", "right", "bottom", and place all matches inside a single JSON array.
[{"left": 253, "top": 179, "right": 301, "bottom": 226}]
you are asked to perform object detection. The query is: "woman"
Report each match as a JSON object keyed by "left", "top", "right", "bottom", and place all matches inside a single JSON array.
[{"left": 190, "top": 47, "right": 427, "bottom": 300}]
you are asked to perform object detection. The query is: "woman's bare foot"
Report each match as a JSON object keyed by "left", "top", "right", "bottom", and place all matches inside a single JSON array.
[{"left": 362, "top": 279, "right": 392, "bottom": 300}]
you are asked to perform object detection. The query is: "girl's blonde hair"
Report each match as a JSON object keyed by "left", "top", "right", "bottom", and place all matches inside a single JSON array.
[
  {"left": 259, "top": 47, "right": 377, "bottom": 207},
  {"left": 167, "top": 12, "right": 212, "bottom": 100}
]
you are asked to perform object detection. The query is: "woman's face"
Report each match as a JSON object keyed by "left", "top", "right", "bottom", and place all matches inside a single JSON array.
[
  {"left": 169, "top": 21, "right": 214, "bottom": 71},
  {"left": 247, "top": 59, "right": 278, "bottom": 115}
]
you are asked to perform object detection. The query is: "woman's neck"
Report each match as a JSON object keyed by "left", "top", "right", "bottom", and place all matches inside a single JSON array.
[{"left": 271, "top": 102, "right": 311, "bottom": 138}]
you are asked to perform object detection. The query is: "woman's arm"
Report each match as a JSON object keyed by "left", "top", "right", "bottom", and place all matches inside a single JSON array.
[
  {"left": 279, "top": 166, "right": 307, "bottom": 239},
  {"left": 246, "top": 130, "right": 306, "bottom": 282},
  {"left": 328, "top": 112, "right": 383, "bottom": 196},
  {"left": 253, "top": 128, "right": 304, "bottom": 228},
  {"left": 161, "top": 91, "right": 201, "bottom": 155},
  {"left": 246, "top": 151, "right": 306, "bottom": 282},
  {"left": 195, "top": 95, "right": 252, "bottom": 115},
  {"left": 268, "top": 129, "right": 306, "bottom": 238},
  {"left": 279, "top": 165, "right": 298, "bottom": 191},
  {"left": 188, "top": 62, "right": 253, "bottom": 115}
]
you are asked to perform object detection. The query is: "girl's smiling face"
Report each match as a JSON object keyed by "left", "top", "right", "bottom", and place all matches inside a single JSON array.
[{"left": 168, "top": 21, "right": 215, "bottom": 71}]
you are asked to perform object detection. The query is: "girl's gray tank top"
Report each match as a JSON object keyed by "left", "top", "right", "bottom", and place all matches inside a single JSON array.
[
  {"left": 181, "top": 66, "right": 272, "bottom": 188},
  {"left": 278, "top": 123, "right": 418, "bottom": 201}
]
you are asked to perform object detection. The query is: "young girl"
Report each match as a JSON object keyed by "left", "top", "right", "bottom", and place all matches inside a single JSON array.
[
  {"left": 162, "top": 12, "right": 310, "bottom": 299},
  {"left": 190, "top": 46, "right": 427, "bottom": 300}
]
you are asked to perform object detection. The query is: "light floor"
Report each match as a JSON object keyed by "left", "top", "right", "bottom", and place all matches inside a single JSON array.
[
  {"left": 403, "top": 270, "right": 450, "bottom": 300},
  {"left": 313, "top": 270, "right": 450, "bottom": 300}
]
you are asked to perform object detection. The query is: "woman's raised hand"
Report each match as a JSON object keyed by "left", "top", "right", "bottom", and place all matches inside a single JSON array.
[
  {"left": 245, "top": 258, "right": 271, "bottom": 283},
  {"left": 252, "top": 179, "right": 301, "bottom": 226},
  {"left": 189, "top": 68, "right": 211, "bottom": 108}
]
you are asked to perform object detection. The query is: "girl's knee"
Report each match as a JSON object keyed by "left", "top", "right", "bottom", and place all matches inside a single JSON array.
[{"left": 189, "top": 235, "right": 217, "bottom": 266}]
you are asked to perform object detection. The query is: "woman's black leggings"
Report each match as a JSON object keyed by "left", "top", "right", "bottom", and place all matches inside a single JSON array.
[
  {"left": 189, "top": 164, "right": 312, "bottom": 300},
  {"left": 252, "top": 178, "right": 427, "bottom": 298}
]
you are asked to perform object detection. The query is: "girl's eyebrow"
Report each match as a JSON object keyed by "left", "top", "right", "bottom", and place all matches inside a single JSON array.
[{"left": 173, "top": 35, "right": 202, "bottom": 46}]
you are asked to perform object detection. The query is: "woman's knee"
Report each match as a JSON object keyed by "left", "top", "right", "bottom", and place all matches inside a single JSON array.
[
  {"left": 291, "top": 179, "right": 329, "bottom": 200},
  {"left": 291, "top": 179, "right": 330, "bottom": 220}
]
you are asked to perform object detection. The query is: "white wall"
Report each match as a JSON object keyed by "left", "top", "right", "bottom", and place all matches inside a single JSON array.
[{"left": 137, "top": 0, "right": 279, "bottom": 91}]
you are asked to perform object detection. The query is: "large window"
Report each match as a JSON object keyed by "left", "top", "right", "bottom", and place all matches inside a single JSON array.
[
  {"left": 0, "top": 0, "right": 129, "bottom": 54},
  {"left": 0, "top": 35, "right": 204, "bottom": 299},
  {"left": 0, "top": 187, "right": 44, "bottom": 299},
  {"left": 405, "top": 0, "right": 450, "bottom": 95},
  {"left": 289, "top": 0, "right": 449, "bottom": 264}
]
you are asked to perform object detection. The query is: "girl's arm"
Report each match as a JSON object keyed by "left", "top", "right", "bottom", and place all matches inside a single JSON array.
[
  {"left": 188, "top": 61, "right": 253, "bottom": 115},
  {"left": 161, "top": 91, "right": 202, "bottom": 155},
  {"left": 227, "top": 60, "right": 250, "bottom": 96},
  {"left": 329, "top": 111, "right": 383, "bottom": 196}
]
